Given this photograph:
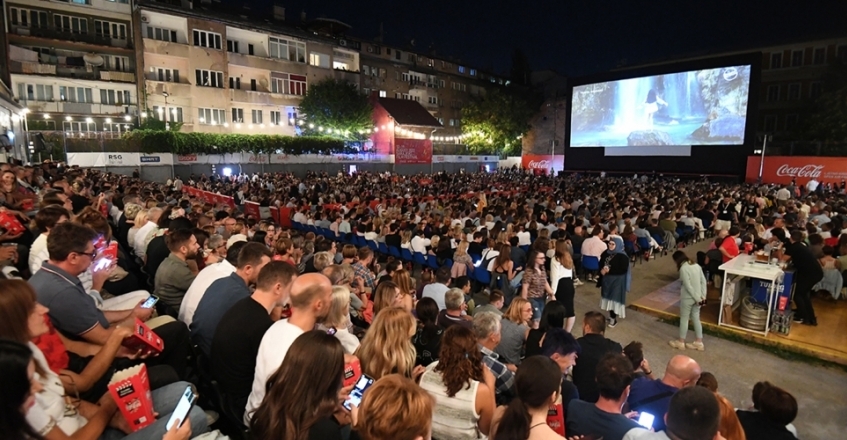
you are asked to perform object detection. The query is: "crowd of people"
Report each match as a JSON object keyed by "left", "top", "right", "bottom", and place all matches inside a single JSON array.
[{"left": 1, "top": 159, "right": 833, "bottom": 440}]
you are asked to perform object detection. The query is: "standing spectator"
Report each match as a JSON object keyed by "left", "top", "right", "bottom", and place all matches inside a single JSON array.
[
  {"left": 474, "top": 311, "right": 516, "bottom": 406},
  {"left": 566, "top": 353, "right": 648, "bottom": 440},
  {"left": 210, "top": 261, "right": 297, "bottom": 421},
  {"left": 521, "top": 250, "right": 555, "bottom": 326},
  {"left": 551, "top": 239, "right": 577, "bottom": 332},
  {"left": 670, "top": 251, "right": 707, "bottom": 351},
  {"left": 783, "top": 230, "right": 823, "bottom": 326},
  {"left": 598, "top": 237, "right": 631, "bottom": 327},
  {"left": 628, "top": 355, "right": 702, "bottom": 433},
  {"left": 716, "top": 194, "right": 737, "bottom": 232},
  {"left": 419, "top": 325, "right": 496, "bottom": 439},
  {"left": 572, "top": 311, "right": 623, "bottom": 403}
]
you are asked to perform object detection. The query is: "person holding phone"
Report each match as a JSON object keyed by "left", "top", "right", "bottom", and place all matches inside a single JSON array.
[{"left": 250, "top": 331, "right": 347, "bottom": 440}]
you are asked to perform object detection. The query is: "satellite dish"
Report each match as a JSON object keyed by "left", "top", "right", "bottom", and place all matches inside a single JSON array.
[{"left": 83, "top": 54, "right": 104, "bottom": 66}]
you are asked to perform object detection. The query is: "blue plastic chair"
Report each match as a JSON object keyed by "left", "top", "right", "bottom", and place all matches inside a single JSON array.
[
  {"left": 474, "top": 266, "right": 492, "bottom": 285},
  {"left": 582, "top": 255, "right": 600, "bottom": 273},
  {"left": 469, "top": 254, "right": 482, "bottom": 265},
  {"left": 378, "top": 242, "right": 389, "bottom": 255},
  {"left": 413, "top": 252, "right": 427, "bottom": 266},
  {"left": 426, "top": 255, "right": 439, "bottom": 270},
  {"left": 624, "top": 240, "right": 642, "bottom": 265},
  {"left": 444, "top": 258, "right": 454, "bottom": 269},
  {"left": 389, "top": 246, "right": 401, "bottom": 258},
  {"left": 401, "top": 248, "right": 414, "bottom": 262},
  {"left": 367, "top": 240, "right": 379, "bottom": 252}
]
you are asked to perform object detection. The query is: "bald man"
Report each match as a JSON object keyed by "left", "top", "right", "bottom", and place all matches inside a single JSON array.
[
  {"left": 627, "top": 355, "right": 701, "bottom": 432},
  {"left": 244, "top": 273, "right": 333, "bottom": 424}
]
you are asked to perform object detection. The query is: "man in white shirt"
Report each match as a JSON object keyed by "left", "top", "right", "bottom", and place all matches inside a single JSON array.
[
  {"left": 806, "top": 178, "right": 819, "bottom": 194},
  {"left": 179, "top": 241, "right": 244, "bottom": 327},
  {"left": 776, "top": 186, "right": 791, "bottom": 205},
  {"left": 422, "top": 267, "right": 451, "bottom": 310},
  {"left": 339, "top": 216, "right": 352, "bottom": 234},
  {"left": 410, "top": 229, "right": 431, "bottom": 254},
  {"left": 28, "top": 205, "right": 70, "bottom": 275},
  {"left": 133, "top": 207, "right": 162, "bottom": 259},
  {"left": 516, "top": 226, "right": 531, "bottom": 246},
  {"left": 244, "top": 273, "right": 333, "bottom": 424},
  {"left": 292, "top": 208, "right": 308, "bottom": 225}
]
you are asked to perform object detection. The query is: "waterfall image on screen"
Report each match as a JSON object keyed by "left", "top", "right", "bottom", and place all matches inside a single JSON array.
[{"left": 570, "top": 65, "right": 751, "bottom": 147}]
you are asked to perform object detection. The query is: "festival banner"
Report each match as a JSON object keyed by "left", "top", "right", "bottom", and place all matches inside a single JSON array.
[
  {"left": 521, "top": 154, "right": 565, "bottom": 174},
  {"left": 244, "top": 201, "right": 261, "bottom": 219},
  {"left": 745, "top": 156, "right": 847, "bottom": 185},
  {"left": 395, "top": 139, "right": 433, "bottom": 165}
]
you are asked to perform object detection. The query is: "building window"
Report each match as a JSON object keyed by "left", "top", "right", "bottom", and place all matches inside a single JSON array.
[
  {"left": 9, "top": 8, "right": 48, "bottom": 28},
  {"left": 309, "top": 52, "right": 330, "bottom": 68},
  {"left": 770, "top": 53, "right": 782, "bottom": 69},
  {"left": 763, "top": 115, "right": 777, "bottom": 132},
  {"left": 379, "top": 90, "right": 386, "bottom": 98},
  {"left": 195, "top": 69, "right": 224, "bottom": 88},
  {"left": 458, "top": 66, "right": 465, "bottom": 73},
  {"left": 449, "top": 119, "right": 460, "bottom": 127},
  {"left": 813, "top": 47, "right": 826, "bottom": 65},
  {"left": 785, "top": 114, "right": 799, "bottom": 131},
  {"left": 401, "top": 93, "right": 410, "bottom": 100},
  {"left": 252, "top": 109, "right": 263, "bottom": 124},
  {"left": 287, "top": 110, "right": 297, "bottom": 125},
  {"left": 153, "top": 106, "right": 183, "bottom": 122},
  {"left": 839, "top": 45, "right": 847, "bottom": 62},
  {"left": 229, "top": 77, "right": 241, "bottom": 89},
  {"left": 58, "top": 86, "right": 93, "bottom": 103},
  {"left": 231, "top": 108, "right": 244, "bottom": 123},
  {"left": 94, "top": 20, "right": 127, "bottom": 39},
  {"left": 393, "top": 92, "right": 400, "bottom": 98},
  {"left": 269, "top": 37, "right": 306, "bottom": 63},
  {"left": 270, "top": 73, "right": 307, "bottom": 95},
  {"left": 250, "top": 79, "right": 257, "bottom": 91},
  {"left": 787, "top": 83, "right": 801, "bottom": 100},
  {"left": 791, "top": 50, "right": 803, "bottom": 67},
  {"left": 437, "top": 118, "right": 443, "bottom": 124},
  {"left": 99, "top": 89, "right": 131, "bottom": 105},
  {"left": 17, "top": 83, "right": 53, "bottom": 101},
  {"left": 766, "top": 85, "right": 780, "bottom": 102},
  {"left": 156, "top": 68, "right": 179, "bottom": 82},
  {"left": 395, "top": 50, "right": 402, "bottom": 60},
  {"left": 271, "top": 111, "right": 282, "bottom": 125},
  {"left": 65, "top": 121, "right": 96, "bottom": 132},
  {"left": 193, "top": 30, "right": 222, "bottom": 50},
  {"left": 810, "top": 81, "right": 823, "bottom": 99},
  {"left": 402, "top": 72, "right": 410, "bottom": 82},
  {"left": 451, "top": 82, "right": 466, "bottom": 92},
  {"left": 198, "top": 108, "right": 226, "bottom": 124},
  {"left": 439, "top": 80, "right": 446, "bottom": 88},
  {"left": 227, "top": 39, "right": 239, "bottom": 53},
  {"left": 362, "top": 65, "right": 371, "bottom": 76},
  {"left": 428, "top": 96, "right": 439, "bottom": 104},
  {"left": 470, "top": 69, "right": 477, "bottom": 76},
  {"left": 54, "top": 15, "right": 88, "bottom": 34},
  {"left": 107, "top": 56, "right": 131, "bottom": 72},
  {"left": 146, "top": 26, "right": 177, "bottom": 42},
  {"left": 248, "top": 44, "right": 254, "bottom": 55}
]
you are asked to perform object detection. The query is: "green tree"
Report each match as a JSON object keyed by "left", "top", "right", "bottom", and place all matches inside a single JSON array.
[
  {"left": 802, "top": 60, "right": 847, "bottom": 147},
  {"left": 139, "top": 108, "right": 183, "bottom": 132},
  {"left": 461, "top": 89, "right": 535, "bottom": 156},
  {"left": 298, "top": 78, "right": 373, "bottom": 140}
]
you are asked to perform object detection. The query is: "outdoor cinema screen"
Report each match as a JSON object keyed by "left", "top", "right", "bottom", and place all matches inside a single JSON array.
[{"left": 569, "top": 65, "right": 751, "bottom": 148}]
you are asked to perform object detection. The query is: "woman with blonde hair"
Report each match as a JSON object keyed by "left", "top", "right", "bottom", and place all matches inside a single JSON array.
[
  {"left": 551, "top": 239, "right": 577, "bottom": 332},
  {"left": 356, "top": 307, "right": 420, "bottom": 380},
  {"left": 127, "top": 208, "right": 148, "bottom": 251},
  {"left": 495, "top": 297, "right": 532, "bottom": 366},
  {"left": 428, "top": 235, "right": 441, "bottom": 256},
  {"left": 451, "top": 241, "right": 474, "bottom": 278},
  {"left": 390, "top": 268, "right": 416, "bottom": 311},
  {"left": 320, "top": 285, "right": 360, "bottom": 354},
  {"left": 352, "top": 374, "right": 435, "bottom": 440},
  {"left": 400, "top": 230, "right": 412, "bottom": 249},
  {"left": 372, "top": 281, "right": 410, "bottom": 318}
]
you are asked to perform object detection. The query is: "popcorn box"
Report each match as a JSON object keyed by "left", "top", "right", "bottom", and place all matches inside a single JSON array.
[
  {"left": 121, "top": 319, "right": 164, "bottom": 355},
  {"left": 546, "top": 394, "right": 565, "bottom": 436},
  {"left": 0, "top": 212, "right": 25, "bottom": 236},
  {"left": 343, "top": 358, "right": 362, "bottom": 388},
  {"left": 108, "top": 364, "right": 155, "bottom": 432}
]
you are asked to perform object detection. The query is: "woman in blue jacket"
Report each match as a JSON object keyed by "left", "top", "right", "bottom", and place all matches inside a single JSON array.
[{"left": 671, "top": 251, "right": 707, "bottom": 351}]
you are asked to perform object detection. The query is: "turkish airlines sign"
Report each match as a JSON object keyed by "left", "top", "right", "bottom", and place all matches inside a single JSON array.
[
  {"left": 521, "top": 154, "right": 564, "bottom": 173},
  {"left": 746, "top": 156, "right": 847, "bottom": 184},
  {"left": 395, "top": 139, "right": 433, "bottom": 164}
]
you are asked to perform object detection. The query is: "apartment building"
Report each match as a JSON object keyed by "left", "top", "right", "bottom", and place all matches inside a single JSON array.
[
  {"left": 4, "top": 0, "right": 137, "bottom": 133},
  {"left": 355, "top": 39, "right": 506, "bottom": 146},
  {"left": 136, "top": 2, "right": 359, "bottom": 135}
]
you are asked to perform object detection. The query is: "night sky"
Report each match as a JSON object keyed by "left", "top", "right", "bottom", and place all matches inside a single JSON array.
[{"left": 246, "top": 0, "right": 846, "bottom": 78}]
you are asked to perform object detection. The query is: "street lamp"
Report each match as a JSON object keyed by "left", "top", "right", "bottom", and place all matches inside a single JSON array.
[{"left": 163, "top": 91, "right": 170, "bottom": 131}]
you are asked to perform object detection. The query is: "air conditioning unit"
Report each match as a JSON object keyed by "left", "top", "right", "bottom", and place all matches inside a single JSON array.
[
  {"left": 141, "top": 15, "right": 149, "bottom": 23},
  {"left": 339, "top": 39, "right": 347, "bottom": 47}
]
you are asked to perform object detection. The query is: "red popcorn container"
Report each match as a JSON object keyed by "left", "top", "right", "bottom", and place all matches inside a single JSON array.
[
  {"left": 121, "top": 319, "right": 164, "bottom": 355},
  {"left": 108, "top": 364, "right": 155, "bottom": 432},
  {"left": 546, "top": 395, "right": 565, "bottom": 436},
  {"left": 0, "top": 212, "right": 25, "bottom": 236}
]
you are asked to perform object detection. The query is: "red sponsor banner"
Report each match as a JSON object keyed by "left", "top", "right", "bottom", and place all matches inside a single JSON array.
[
  {"left": 745, "top": 156, "right": 847, "bottom": 185},
  {"left": 395, "top": 139, "right": 433, "bottom": 164},
  {"left": 269, "top": 207, "right": 280, "bottom": 225},
  {"left": 244, "top": 201, "right": 261, "bottom": 219},
  {"left": 521, "top": 154, "right": 565, "bottom": 174},
  {"left": 177, "top": 154, "right": 197, "bottom": 162}
]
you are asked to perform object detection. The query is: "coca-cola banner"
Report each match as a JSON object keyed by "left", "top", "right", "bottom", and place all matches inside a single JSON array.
[
  {"left": 395, "top": 139, "right": 433, "bottom": 165},
  {"left": 521, "top": 154, "right": 565, "bottom": 174},
  {"left": 745, "top": 156, "right": 847, "bottom": 185}
]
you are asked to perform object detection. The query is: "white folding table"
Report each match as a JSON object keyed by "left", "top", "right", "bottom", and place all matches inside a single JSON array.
[{"left": 717, "top": 254, "right": 784, "bottom": 336}]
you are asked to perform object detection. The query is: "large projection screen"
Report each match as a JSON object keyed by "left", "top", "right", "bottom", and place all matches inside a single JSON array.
[{"left": 570, "top": 65, "right": 751, "bottom": 150}]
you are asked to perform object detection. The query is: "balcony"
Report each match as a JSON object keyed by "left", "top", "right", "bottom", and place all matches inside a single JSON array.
[
  {"left": 410, "top": 79, "right": 428, "bottom": 90},
  {"left": 11, "top": 25, "right": 130, "bottom": 49},
  {"left": 142, "top": 38, "right": 189, "bottom": 58},
  {"left": 145, "top": 81, "right": 191, "bottom": 97},
  {"left": 227, "top": 52, "right": 308, "bottom": 75},
  {"left": 230, "top": 89, "right": 297, "bottom": 106},
  {"left": 10, "top": 60, "right": 135, "bottom": 83},
  {"left": 15, "top": 99, "right": 137, "bottom": 115}
]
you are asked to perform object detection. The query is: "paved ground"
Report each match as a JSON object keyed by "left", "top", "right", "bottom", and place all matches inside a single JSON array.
[{"left": 572, "top": 239, "right": 847, "bottom": 439}]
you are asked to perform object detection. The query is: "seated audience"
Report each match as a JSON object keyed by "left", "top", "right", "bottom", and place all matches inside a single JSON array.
[
  {"left": 572, "top": 311, "right": 623, "bottom": 403},
  {"left": 490, "top": 356, "right": 565, "bottom": 440},
  {"left": 436, "top": 288, "right": 473, "bottom": 330},
  {"left": 627, "top": 355, "right": 702, "bottom": 432},
  {"left": 179, "top": 240, "right": 246, "bottom": 327},
  {"left": 412, "top": 297, "right": 444, "bottom": 367},
  {"left": 494, "top": 297, "right": 532, "bottom": 366},
  {"left": 474, "top": 311, "right": 516, "bottom": 406},
  {"left": 351, "top": 374, "right": 435, "bottom": 440},
  {"left": 736, "top": 381, "right": 799, "bottom": 440}
]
